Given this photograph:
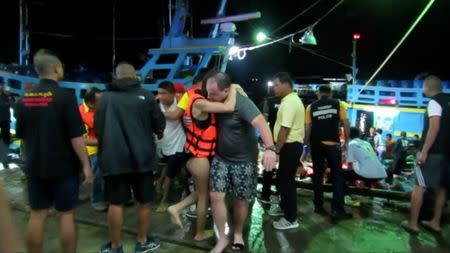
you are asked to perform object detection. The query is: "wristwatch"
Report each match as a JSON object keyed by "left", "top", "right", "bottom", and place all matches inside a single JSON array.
[{"left": 265, "top": 145, "right": 277, "bottom": 153}]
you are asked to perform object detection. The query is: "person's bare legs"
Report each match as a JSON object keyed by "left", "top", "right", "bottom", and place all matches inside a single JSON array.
[
  {"left": 107, "top": 204, "right": 124, "bottom": 249},
  {"left": 137, "top": 203, "right": 151, "bottom": 244},
  {"left": 26, "top": 209, "right": 48, "bottom": 253},
  {"left": 58, "top": 210, "right": 77, "bottom": 253},
  {"left": 428, "top": 188, "right": 446, "bottom": 230},
  {"left": 407, "top": 185, "right": 424, "bottom": 230},
  {"left": 0, "top": 183, "right": 23, "bottom": 253},
  {"left": 167, "top": 158, "right": 209, "bottom": 230},
  {"left": 168, "top": 191, "right": 197, "bottom": 228},
  {"left": 233, "top": 198, "right": 248, "bottom": 247},
  {"left": 188, "top": 158, "right": 210, "bottom": 241},
  {"left": 156, "top": 177, "right": 171, "bottom": 212},
  {"left": 179, "top": 168, "right": 190, "bottom": 200},
  {"left": 157, "top": 167, "right": 167, "bottom": 193},
  {"left": 210, "top": 192, "right": 229, "bottom": 253}
]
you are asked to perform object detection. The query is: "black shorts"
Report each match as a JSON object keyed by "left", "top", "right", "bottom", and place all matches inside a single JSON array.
[
  {"left": 27, "top": 176, "right": 80, "bottom": 212},
  {"left": 415, "top": 153, "right": 450, "bottom": 189},
  {"left": 104, "top": 172, "right": 155, "bottom": 205},
  {"left": 161, "top": 152, "right": 189, "bottom": 179}
]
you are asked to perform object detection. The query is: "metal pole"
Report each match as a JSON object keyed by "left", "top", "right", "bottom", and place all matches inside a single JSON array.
[
  {"left": 352, "top": 39, "right": 357, "bottom": 84},
  {"left": 112, "top": 0, "right": 116, "bottom": 72},
  {"left": 189, "top": 0, "right": 193, "bottom": 38},
  {"left": 211, "top": 0, "right": 227, "bottom": 38},
  {"left": 19, "top": 0, "right": 23, "bottom": 65},
  {"left": 25, "top": 1, "right": 29, "bottom": 65},
  {"left": 168, "top": 0, "right": 172, "bottom": 28}
]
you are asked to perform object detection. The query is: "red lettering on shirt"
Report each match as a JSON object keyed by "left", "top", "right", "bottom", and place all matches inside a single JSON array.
[{"left": 23, "top": 96, "right": 54, "bottom": 107}]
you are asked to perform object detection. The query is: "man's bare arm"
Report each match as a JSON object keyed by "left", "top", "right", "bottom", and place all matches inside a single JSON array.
[
  {"left": 304, "top": 123, "right": 312, "bottom": 146},
  {"left": 84, "top": 136, "right": 98, "bottom": 146},
  {"left": 71, "top": 136, "right": 93, "bottom": 185},
  {"left": 194, "top": 85, "right": 238, "bottom": 113},
  {"left": 252, "top": 114, "right": 277, "bottom": 171},
  {"left": 275, "top": 126, "right": 291, "bottom": 154}
]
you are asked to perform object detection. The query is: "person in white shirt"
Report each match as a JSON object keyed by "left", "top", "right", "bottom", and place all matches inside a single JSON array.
[
  {"left": 346, "top": 127, "right": 387, "bottom": 185},
  {"left": 373, "top": 129, "right": 386, "bottom": 160},
  {"left": 155, "top": 81, "right": 188, "bottom": 212}
]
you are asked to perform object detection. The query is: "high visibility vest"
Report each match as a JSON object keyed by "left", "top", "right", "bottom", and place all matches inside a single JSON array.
[{"left": 184, "top": 89, "right": 217, "bottom": 158}]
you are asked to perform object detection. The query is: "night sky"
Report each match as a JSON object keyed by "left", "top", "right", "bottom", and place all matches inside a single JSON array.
[{"left": 1, "top": 0, "right": 449, "bottom": 83}]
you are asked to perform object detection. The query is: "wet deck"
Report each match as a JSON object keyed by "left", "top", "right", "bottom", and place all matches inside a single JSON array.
[{"left": 2, "top": 167, "right": 449, "bottom": 253}]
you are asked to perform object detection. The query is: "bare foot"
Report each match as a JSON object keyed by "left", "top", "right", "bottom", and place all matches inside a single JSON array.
[
  {"left": 168, "top": 206, "right": 183, "bottom": 228},
  {"left": 194, "top": 233, "right": 208, "bottom": 241},
  {"left": 401, "top": 220, "right": 419, "bottom": 234},
  {"left": 210, "top": 237, "right": 229, "bottom": 253},
  {"left": 422, "top": 220, "right": 441, "bottom": 232},
  {"left": 233, "top": 234, "right": 244, "bottom": 246}
]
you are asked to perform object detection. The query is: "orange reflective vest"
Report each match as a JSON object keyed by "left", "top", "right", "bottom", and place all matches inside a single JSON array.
[{"left": 184, "top": 89, "right": 217, "bottom": 158}]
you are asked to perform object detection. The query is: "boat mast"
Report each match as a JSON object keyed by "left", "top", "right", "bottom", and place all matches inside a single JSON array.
[
  {"left": 210, "top": 0, "right": 227, "bottom": 38},
  {"left": 112, "top": 0, "right": 116, "bottom": 72},
  {"left": 19, "top": 0, "right": 30, "bottom": 65}
]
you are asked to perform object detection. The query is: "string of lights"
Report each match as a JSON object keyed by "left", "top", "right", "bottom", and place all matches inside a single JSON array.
[{"left": 228, "top": 0, "right": 345, "bottom": 61}]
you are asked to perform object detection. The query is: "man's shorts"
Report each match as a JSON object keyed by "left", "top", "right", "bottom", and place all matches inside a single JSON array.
[
  {"left": 210, "top": 157, "right": 258, "bottom": 202},
  {"left": 104, "top": 172, "right": 155, "bottom": 205},
  {"left": 415, "top": 153, "right": 450, "bottom": 189},
  {"left": 27, "top": 176, "right": 80, "bottom": 212},
  {"left": 161, "top": 152, "right": 189, "bottom": 179}
]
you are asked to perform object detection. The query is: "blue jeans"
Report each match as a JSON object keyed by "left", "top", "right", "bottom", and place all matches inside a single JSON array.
[{"left": 90, "top": 155, "right": 105, "bottom": 204}]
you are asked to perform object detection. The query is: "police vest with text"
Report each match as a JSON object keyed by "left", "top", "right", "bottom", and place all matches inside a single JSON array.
[
  {"left": 311, "top": 98, "right": 341, "bottom": 143},
  {"left": 184, "top": 89, "right": 217, "bottom": 158}
]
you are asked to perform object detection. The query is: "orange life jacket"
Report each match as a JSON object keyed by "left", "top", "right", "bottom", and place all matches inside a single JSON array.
[{"left": 184, "top": 89, "right": 217, "bottom": 158}]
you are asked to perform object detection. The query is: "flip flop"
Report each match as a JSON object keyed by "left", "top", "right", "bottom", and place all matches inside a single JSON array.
[
  {"left": 231, "top": 243, "right": 245, "bottom": 252},
  {"left": 401, "top": 221, "right": 419, "bottom": 235},
  {"left": 420, "top": 221, "right": 441, "bottom": 235}
]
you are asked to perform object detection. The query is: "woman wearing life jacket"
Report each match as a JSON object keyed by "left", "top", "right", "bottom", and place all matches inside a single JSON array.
[{"left": 168, "top": 74, "right": 244, "bottom": 241}]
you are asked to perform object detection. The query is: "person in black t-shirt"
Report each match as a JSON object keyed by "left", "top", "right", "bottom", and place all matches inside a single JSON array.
[
  {"left": 15, "top": 49, "right": 93, "bottom": 253},
  {"left": 402, "top": 75, "right": 450, "bottom": 235}
]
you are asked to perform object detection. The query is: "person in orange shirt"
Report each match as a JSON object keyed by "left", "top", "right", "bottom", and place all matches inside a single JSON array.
[
  {"left": 384, "top": 133, "right": 396, "bottom": 158},
  {"left": 79, "top": 87, "right": 106, "bottom": 211}
]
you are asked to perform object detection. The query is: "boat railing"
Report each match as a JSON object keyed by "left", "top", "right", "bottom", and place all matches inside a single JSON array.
[
  {"left": 1, "top": 71, "right": 106, "bottom": 103},
  {"left": 347, "top": 84, "right": 450, "bottom": 108}
]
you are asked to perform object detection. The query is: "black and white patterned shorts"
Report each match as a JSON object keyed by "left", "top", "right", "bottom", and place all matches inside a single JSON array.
[{"left": 210, "top": 157, "right": 258, "bottom": 202}]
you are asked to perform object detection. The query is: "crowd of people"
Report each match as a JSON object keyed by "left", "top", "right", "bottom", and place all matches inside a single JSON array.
[{"left": 0, "top": 48, "right": 448, "bottom": 253}]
